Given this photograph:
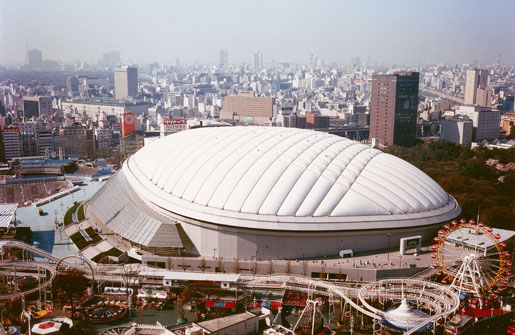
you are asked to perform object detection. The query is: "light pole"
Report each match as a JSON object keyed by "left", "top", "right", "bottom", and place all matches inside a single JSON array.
[{"left": 386, "top": 233, "right": 391, "bottom": 260}]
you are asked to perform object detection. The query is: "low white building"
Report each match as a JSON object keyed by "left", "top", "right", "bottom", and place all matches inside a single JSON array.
[
  {"left": 440, "top": 115, "right": 473, "bottom": 148},
  {"left": 457, "top": 105, "right": 501, "bottom": 142},
  {"left": 62, "top": 98, "right": 149, "bottom": 119},
  {"left": 171, "top": 309, "right": 272, "bottom": 335}
]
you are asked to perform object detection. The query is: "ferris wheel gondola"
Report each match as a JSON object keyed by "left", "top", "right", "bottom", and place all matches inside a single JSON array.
[{"left": 432, "top": 219, "right": 510, "bottom": 305}]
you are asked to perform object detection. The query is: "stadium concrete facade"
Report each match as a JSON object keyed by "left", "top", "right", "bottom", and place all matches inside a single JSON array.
[{"left": 88, "top": 127, "right": 461, "bottom": 259}]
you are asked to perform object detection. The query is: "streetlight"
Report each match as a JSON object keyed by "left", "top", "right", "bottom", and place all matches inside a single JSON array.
[
  {"left": 386, "top": 233, "right": 391, "bottom": 260},
  {"left": 398, "top": 254, "right": 402, "bottom": 269}
]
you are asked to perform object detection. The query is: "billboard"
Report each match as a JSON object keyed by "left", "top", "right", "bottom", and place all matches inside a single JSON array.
[
  {"left": 160, "top": 118, "right": 187, "bottom": 135},
  {"left": 122, "top": 112, "right": 136, "bottom": 137}
]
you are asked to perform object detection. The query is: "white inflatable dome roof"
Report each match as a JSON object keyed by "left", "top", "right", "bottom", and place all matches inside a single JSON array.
[{"left": 125, "top": 127, "right": 459, "bottom": 230}]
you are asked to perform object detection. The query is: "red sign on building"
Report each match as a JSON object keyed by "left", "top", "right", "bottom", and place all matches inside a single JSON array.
[{"left": 122, "top": 112, "right": 136, "bottom": 137}]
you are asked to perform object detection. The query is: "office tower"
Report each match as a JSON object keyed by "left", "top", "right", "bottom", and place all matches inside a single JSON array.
[
  {"left": 370, "top": 72, "right": 419, "bottom": 147},
  {"left": 2, "top": 126, "right": 22, "bottom": 160},
  {"left": 36, "top": 129, "right": 54, "bottom": 156},
  {"left": 440, "top": 115, "right": 473, "bottom": 148},
  {"left": 253, "top": 50, "right": 263, "bottom": 70},
  {"left": 0, "top": 130, "right": 5, "bottom": 162},
  {"left": 114, "top": 66, "right": 138, "bottom": 99},
  {"left": 464, "top": 69, "right": 491, "bottom": 107},
  {"left": 219, "top": 49, "right": 228, "bottom": 67},
  {"left": 26, "top": 49, "right": 42, "bottom": 70},
  {"left": 457, "top": 105, "right": 501, "bottom": 142},
  {"left": 306, "top": 113, "right": 330, "bottom": 129},
  {"left": 56, "top": 123, "right": 94, "bottom": 155},
  {"left": 220, "top": 91, "right": 273, "bottom": 125},
  {"left": 501, "top": 113, "right": 515, "bottom": 137},
  {"left": 66, "top": 76, "right": 79, "bottom": 96},
  {"left": 101, "top": 50, "right": 120, "bottom": 67},
  {"left": 22, "top": 96, "right": 53, "bottom": 119}
]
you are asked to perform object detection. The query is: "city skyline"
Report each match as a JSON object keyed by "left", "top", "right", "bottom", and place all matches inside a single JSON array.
[{"left": 1, "top": 0, "right": 514, "bottom": 66}]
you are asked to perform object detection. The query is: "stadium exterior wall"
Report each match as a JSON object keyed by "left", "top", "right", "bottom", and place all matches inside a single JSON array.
[{"left": 88, "top": 168, "right": 460, "bottom": 260}]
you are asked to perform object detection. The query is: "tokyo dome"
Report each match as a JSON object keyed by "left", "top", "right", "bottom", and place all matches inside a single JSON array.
[{"left": 88, "top": 126, "right": 461, "bottom": 259}]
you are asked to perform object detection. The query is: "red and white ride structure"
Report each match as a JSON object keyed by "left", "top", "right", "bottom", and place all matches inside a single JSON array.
[{"left": 431, "top": 218, "right": 511, "bottom": 307}]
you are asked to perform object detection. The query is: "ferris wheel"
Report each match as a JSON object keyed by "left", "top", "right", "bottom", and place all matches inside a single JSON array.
[{"left": 431, "top": 218, "right": 511, "bottom": 300}]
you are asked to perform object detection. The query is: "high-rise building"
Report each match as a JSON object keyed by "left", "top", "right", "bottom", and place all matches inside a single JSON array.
[
  {"left": 36, "top": 129, "right": 54, "bottom": 157},
  {"left": 501, "top": 113, "right": 515, "bottom": 137},
  {"left": 370, "top": 72, "right": 419, "bottom": 147},
  {"left": 2, "top": 126, "right": 22, "bottom": 160},
  {"left": 220, "top": 91, "right": 273, "bottom": 125},
  {"left": 457, "top": 105, "right": 501, "bottom": 142},
  {"left": 219, "top": 49, "right": 228, "bottom": 67},
  {"left": 253, "top": 50, "right": 263, "bottom": 70},
  {"left": 306, "top": 113, "right": 330, "bottom": 129},
  {"left": 440, "top": 115, "right": 473, "bottom": 148},
  {"left": 101, "top": 50, "right": 120, "bottom": 67},
  {"left": 464, "top": 69, "right": 491, "bottom": 107},
  {"left": 26, "top": 49, "right": 42, "bottom": 70},
  {"left": 22, "top": 96, "right": 53, "bottom": 119},
  {"left": 66, "top": 76, "right": 79, "bottom": 96},
  {"left": 114, "top": 66, "right": 138, "bottom": 99},
  {"left": 56, "top": 123, "right": 93, "bottom": 155}
]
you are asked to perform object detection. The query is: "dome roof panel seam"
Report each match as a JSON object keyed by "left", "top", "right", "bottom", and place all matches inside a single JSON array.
[
  {"left": 317, "top": 148, "right": 381, "bottom": 216},
  {"left": 238, "top": 132, "right": 332, "bottom": 213},
  {"left": 257, "top": 137, "right": 348, "bottom": 215},
  {"left": 380, "top": 154, "right": 447, "bottom": 200},
  {"left": 149, "top": 129, "right": 211, "bottom": 184},
  {"left": 353, "top": 176, "right": 416, "bottom": 212},
  {"left": 154, "top": 128, "right": 223, "bottom": 188},
  {"left": 330, "top": 188, "right": 392, "bottom": 216},
  {"left": 282, "top": 140, "right": 362, "bottom": 216},
  {"left": 360, "top": 168, "right": 426, "bottom": 209},
  {"left": 173, "top": 128, "right": 257, "bottom": 199},
  {"left": 162, "top": 127, "right": 246, "bottom": 193},
  {"left": 209, "top": 130, "right": 308, "bottom": 210},
  {"left": 362, "top": 163, "right": 433, "bottom": 208},
  {"left": 186, "top": 133, "right": 272, "bottom": 203},
  {"left": 369, "top": 156, "right": 443, "bottom": 207}
]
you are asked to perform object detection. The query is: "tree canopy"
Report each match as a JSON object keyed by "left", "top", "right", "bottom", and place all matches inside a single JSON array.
[{"left": 384, "top": 143, "right": 515, "bottom": 230}]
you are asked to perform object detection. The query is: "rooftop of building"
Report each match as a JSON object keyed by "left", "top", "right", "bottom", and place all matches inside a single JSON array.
[
  {"left": 197, "top": 311, "right": 259, "bottom": 333},
  {"left": 0, "top": 203, "right": 17, "bottom": 228},
  {"left": 65, "top": 97, "right": 148, "bottom": 106}
]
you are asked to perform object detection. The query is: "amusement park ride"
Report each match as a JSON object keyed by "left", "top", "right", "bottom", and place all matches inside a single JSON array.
[
  {"left": 432, "top": 218, "right": 511, "bottom": 308},
  {"left": 0, "top": 218, "right": 512, "bottom": 335}
]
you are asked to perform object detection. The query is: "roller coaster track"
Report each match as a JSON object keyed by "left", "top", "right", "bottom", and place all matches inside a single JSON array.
[
  {"left": 0, "top": 261, "right": 56, "bottom": 299},
  {"left": 0, "top": 240, "right": 460, "bottom": 334},
  {"left": 239, "top": 274, "right": 459, "bottom": 333}
]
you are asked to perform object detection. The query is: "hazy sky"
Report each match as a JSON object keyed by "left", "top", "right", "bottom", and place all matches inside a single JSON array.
[{"left": 1, "top": 0, "right": 514, "bottom": 66}]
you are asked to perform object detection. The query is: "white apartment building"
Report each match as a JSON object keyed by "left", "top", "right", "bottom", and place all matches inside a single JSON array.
[
  {"left": 457, "top": 105, "right": 501, "bottom": 142},
  {"left": 2, "top": 127, "right": 22, "bottom": 160},
  {"left": 440, "top": 115, "right": 473, "bottom": 148}
]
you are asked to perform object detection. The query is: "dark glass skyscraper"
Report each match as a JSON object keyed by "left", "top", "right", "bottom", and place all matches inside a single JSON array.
[{"left": 370, "top": 72, "right": 419, "bottom": 147}]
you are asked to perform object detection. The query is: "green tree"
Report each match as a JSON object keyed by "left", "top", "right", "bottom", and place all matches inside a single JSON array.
[
  {"left": 460, "top": 159, "right": 496, "bottom": 181},
  {"left": 53, "top": 269, "right": 91, "bottom": 316}
]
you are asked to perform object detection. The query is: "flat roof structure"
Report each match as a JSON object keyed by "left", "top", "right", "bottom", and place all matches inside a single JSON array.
[
  {"left": 141, "top": 270, "right": 240, "bottom": 283},
  {"left": 0, "top": 204, "right": 17, "bottom": 228},
  {"left": 197, "top": 311, "right": 260, "bottom": 333},
  {"left": 447, "top": 227, "right": 515, "bottom": 250}
]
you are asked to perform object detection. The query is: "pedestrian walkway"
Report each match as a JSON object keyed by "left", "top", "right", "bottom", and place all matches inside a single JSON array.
[{"left": 15, "top": 181, "right": 106, "bottom": 260}]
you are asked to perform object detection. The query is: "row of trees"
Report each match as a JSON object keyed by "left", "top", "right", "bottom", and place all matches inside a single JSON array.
[{"left": 384, "top": 142, "right": 515, "bottom": 230}]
